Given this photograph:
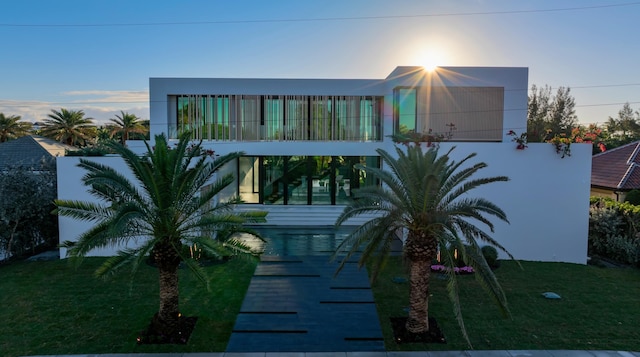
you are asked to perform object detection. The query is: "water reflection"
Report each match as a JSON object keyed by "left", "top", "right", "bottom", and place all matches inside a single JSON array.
[{"left": 234, "top": 226, "right": 355, "bottom": 256}]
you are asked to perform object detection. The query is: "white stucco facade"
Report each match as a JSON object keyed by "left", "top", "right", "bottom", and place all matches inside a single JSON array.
[{"left": 57, "top": 66, "right": 592, "bottom": 264}]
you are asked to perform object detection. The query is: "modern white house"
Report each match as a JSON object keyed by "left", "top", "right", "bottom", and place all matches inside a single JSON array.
[{"left": 58, "top": 66, "right": 592, "bottom": 263}]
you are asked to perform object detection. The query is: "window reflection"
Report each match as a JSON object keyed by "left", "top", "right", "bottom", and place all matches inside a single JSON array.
[{"left": 237, "top": 156, "right": 379, "bottom": 205}]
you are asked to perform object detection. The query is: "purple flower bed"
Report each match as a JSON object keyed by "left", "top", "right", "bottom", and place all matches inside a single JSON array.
[{"left": 430, "top": 264, "right": 474, "bottom": 275}]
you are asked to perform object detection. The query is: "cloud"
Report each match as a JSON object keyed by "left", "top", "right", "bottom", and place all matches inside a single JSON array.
[
  {"left": 0, "top": 90, "right": 150, "bottom": 125},
  {"left": 61, "top": 90, "right": 149, "bottom": 104},
  {"left": 0, "top": 99, "right": 53, "bottom": 123}
]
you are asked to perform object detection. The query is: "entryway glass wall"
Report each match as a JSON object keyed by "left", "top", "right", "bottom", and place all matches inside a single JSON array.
[{"left": 238, "top": 156, "right": 379, "bottom": 205}]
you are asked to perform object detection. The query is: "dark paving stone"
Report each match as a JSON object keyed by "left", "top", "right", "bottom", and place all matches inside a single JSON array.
[{"left": 226, "top": 252, "right": 384, "bottom": 352}]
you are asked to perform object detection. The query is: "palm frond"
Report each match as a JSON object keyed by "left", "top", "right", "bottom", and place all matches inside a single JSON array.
[
  {"left": 174, "top": 244, "right": 210, "bottom": 291},
  {"left": 78, "top": 158, "right": 147, "bottom": 207},
  {"left": 333, "top": 217, "right": 399, "bottom": 276},
  {"left": 440, "top": 247, "right": 472, "bottom": 348},
  {"left": 454, "top": 219, "right": 516, "bottom": 261},
  {"left": 95, "top": 246, "right": 146, "bottom": 278},
  {"left": 462, "top": 240, "right": 512, "bottom": 321},
  {"left": 54, "top": 200, "right": 113, "bottom": 221}
]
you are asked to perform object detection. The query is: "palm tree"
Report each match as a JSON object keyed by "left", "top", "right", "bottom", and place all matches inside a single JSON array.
[
  {"left": 334, "top": 143, "right": 513, "bottom": 347},
  {"left": 40, "top": 108, "right": 94, "bottom": 146},
  {"left": 0, "top": 113, "right": 32, "bottom": 142},
  {"left": 55, "top": 132, "right": 267, "bottom": 337},
  {"left": 108, "top": 111, "right": 148, "bottom": 145}
]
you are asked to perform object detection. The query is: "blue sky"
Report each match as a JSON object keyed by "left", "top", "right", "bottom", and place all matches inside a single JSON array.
[{"left": 1, "top": 0, "right": 639, "bottom": 126}]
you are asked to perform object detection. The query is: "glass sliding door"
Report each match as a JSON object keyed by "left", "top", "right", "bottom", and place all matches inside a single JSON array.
[
  {"left": 286, "top": 156, "right": 310, "bottom": 205},
  {"left": 263, "top": 156, "right": 286, "bottom": 205},
  {"left": 238, "top": 156, "right": 260, "bottom": 203},
  {"left": 237, "top": 155, "right": 380, "bottom": 205},
  {"left": 309, "top": 156, "right": 332, "bottom": 205},
  {"left": 334, "top": 156, "right": 357, "bottom": 204}
]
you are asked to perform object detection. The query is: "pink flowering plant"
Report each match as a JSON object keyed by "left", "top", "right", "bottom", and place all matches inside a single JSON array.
[
  {"left": 507, "top": 130, "right": 528, "bottom": 150},
  {"left": 431, "top": 245, "right": 477, "bottom": 275},
  {"left": 431, "top": 264, "right": 475, "bottom": 275},
  {"left": 546, "top": 124, "right": 605, "bottom": 158}
]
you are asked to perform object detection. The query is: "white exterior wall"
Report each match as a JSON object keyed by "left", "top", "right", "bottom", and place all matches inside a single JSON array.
[
  {"left": 434, "top": 142, "right": 591, "bottom": 264},
  {"left": 57, "top": 156, "right": 132, "bottom": 258},
  {"left": 57, "top": 142, "right": 591, "bottom": 264},
  {"left": 58, "top": 66, "right": 592, "bottom": 264}
]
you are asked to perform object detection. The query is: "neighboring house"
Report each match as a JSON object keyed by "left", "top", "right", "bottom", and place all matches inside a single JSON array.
[
  {"left": 0, "top": 135, "right": 74, "bottom": 171},
  {"left": 58, "top": 66, "right": 593, "bottom": 263},
  {"left": 32, "top": 122, "right": 45, "bottom": 133},
  {"left": 591, "top": 140, "right": 640, "bottom": 201}
]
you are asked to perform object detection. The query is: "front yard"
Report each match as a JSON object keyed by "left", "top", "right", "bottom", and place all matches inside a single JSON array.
[
  {"left": 372, "top": 258, "right": 640, "bottom": 351},
  {"left": 0, "top": 256, "right": 638, "bottom": 356}
]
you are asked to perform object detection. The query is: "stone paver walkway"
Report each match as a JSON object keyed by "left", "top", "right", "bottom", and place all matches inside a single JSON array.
[{"left": 226, "top": 255, "right": 384, "bottom": 352}]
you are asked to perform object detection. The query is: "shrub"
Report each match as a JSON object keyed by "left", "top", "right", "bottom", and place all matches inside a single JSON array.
[
  {"left": 588, "top": 200, "right": 640, "bottom": 266},
  {"left": 481, "top": 245, "right": 499, "bottom": 268},
  {"left": 0, "top": 165, "right": 58, "bottom": 260},
  {"left": 624, "top": 189, "right": 640, "bottom": 206},
  {"left": 65, "top": 145, "right": 115, "bottom": 156}
]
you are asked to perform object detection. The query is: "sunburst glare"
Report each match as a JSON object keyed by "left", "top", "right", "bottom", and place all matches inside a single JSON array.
[{"left": 414, "top": 47, "right": 449, "bottom": 71}]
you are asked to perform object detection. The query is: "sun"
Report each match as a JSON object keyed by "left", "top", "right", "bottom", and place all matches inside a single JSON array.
[{"left": 414, "top": 47, "right": 449, "bottom": 71}]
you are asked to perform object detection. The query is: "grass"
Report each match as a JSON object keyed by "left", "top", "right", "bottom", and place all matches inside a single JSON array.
[
  {"left": 371, "top": 257, "right": 640, "bottom": 351},
  {"left": 1, "top": 255, "right": 639, "bottom": 356},
  {"left": 0, "top": 257, "right": 256, "bottom": 357}
]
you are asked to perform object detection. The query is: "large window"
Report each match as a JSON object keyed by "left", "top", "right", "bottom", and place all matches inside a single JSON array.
[
  {"left": 237, "top": 155, "right": 380, "bottom": 205},
  {"left": 393, "top": 86, "right": 505, "bottom": 141},
  {"left": 394, "top": 88, "right": 417, "bottom": 134},
  {"left": 174, "top": 95, "right": 382, "bottom": 142},
  {"left": 423, "top": 87, "right": 504, "bottom": 141}
]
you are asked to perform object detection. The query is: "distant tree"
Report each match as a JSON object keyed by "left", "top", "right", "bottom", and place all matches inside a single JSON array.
[
  {"left": 40, "top": 108, "right": 94, "bottom": 146},
  {"left": 96, "top": 126, "right": 112, "bottom": 143},
  {"left": 141, "top": 119, "right": 150, "bottom": 139},
  {"left": 549, "top": 87, "right": 577, "bottom": 133},
  {"left": 604, "top": 103, "right": 640, "bottom": 148},
  {"left": 0, "top": 164, "right": 58, "bottom": 260},
  {"left": 0, "top": 113, "right": 32, "bottom": 142},
  {"left": 527, "top": 85, "right": 552, "bottom": 141},
  {"left": 108, "top": 111, "right": 148, "bottom": 145},
  {"left": 527, "top": 85, "right": 577, "bottom": 141}
]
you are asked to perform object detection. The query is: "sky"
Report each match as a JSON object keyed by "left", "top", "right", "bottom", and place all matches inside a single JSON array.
[{"left": 2, "top": 0, "right": 640, "bottom": 127}]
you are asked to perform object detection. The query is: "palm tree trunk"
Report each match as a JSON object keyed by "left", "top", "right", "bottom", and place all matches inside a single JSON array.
[
  {"left": 149, "top": 240, "right": 182, "bottom": 336},
  {"left": 153, "top": 264, "right": 180, "bottom": 335},
  {"left": 406, "top": 258, "right": 431, "bottom": 333},
  {"left": 404, "top": 231, "right": 437, "bottom": 334}
]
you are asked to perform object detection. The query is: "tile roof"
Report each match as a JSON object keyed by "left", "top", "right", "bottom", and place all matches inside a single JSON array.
[
  {"left": 0, "top": 135, "right": 75, "bottom": 171},
  {"left": 591, "top": 140, "right": 640, "bottom": 190}
]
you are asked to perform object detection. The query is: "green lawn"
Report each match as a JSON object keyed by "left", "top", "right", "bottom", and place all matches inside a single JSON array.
[
  {"left": 1, "top": 256, "right": 639, "bottom": 356},
  {"left": 0, "top": 257, "right": 256, "bottom": 357},
  {"left": 371, "top": 258, "right": 640, "bottom": 351}
]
